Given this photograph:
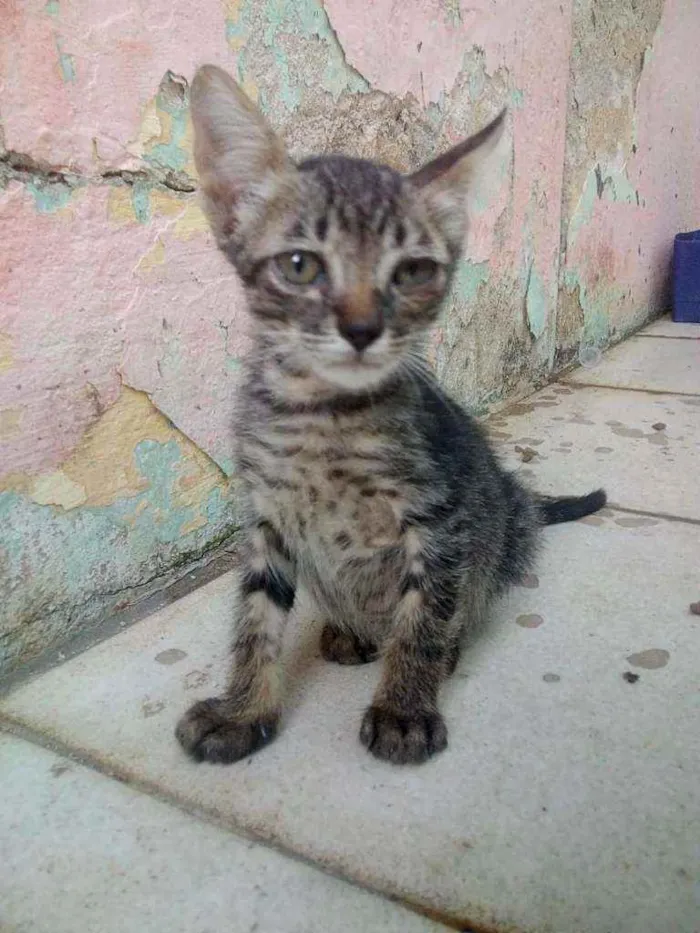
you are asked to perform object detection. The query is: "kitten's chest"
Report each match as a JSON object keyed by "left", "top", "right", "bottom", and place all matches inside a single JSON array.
[{"left": 241, "top": 414, "right": 405, "bottom": 557}]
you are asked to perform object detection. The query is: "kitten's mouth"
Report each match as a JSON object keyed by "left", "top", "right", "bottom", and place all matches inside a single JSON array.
[
  {"left": 297, "top": 331, "right": 401, "bottom": 392},
  {"left": 314, "top": 353, "right": 397, "bottom": 392},
  {"left": 335, "top": 353, "right": 383, "bottom": 368}
]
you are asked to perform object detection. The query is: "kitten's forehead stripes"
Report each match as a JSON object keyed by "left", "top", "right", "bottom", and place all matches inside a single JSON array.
[
  {"left": 315, "top": 215, "right": 328, "bottom": 241},
  {"left": 298, "top": 155, "right": 407, "bottom": 239},
  {"left": 287, "top": 155, "right": 438, "bottom": 265},
  {"left": 289, "top": 219, "right": 307, "bottom": 240}
]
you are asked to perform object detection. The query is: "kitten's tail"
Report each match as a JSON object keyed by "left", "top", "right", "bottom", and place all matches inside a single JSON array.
[{"left": 538, "top": 489, "right": 607, "bottom": 525}]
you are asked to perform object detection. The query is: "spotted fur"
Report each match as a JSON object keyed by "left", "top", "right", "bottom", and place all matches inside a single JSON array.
[{"left": 175, "top": 66, "right": 606, "bottom": 766}]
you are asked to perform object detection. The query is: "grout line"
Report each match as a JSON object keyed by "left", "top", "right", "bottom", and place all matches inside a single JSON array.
[
  {"left": 558, "top": 380, "right": 700, "bottom": 398},
  {"left": 626, "top": 333, "right": 697, "bottom": 341},
  {"left": 636, "top": 333, "right": 700, "bottom": 340},
  {"left": 605, "top": 503, "right": 700, "bottom": 527},
  {"left": 0, "top": 715, "right": 474, "bottom": 932}
]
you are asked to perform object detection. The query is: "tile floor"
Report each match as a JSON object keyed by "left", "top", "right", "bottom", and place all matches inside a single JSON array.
[{"left": 1, "top": 318, "right": 699, "bottom": 933}]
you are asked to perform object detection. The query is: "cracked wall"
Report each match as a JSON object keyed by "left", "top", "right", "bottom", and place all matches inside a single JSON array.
[
  {"left": 558, "top": 0, "right": 700, "bottom": 365},
  {"left": 1, "top": 0, "right": 698, "bottom": 672}
]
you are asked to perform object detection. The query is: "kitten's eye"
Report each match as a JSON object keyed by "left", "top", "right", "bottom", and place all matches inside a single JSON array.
[
  {"left": 275, "top": 251, "right": 324, "bottom": 286},
  {"left": 392, "top": 258, "right": 439, "bottom": 288}
]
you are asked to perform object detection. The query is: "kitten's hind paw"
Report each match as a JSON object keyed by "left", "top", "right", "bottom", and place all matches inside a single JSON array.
[
  {"left": 175, "top": 697, "right": 278, "bottom": 764},
  {"left": 359, "top": 705, "right": 447, "bottom": 765},
  {"left": 320, "top": 624, "right": 378, "bottom": 665}
]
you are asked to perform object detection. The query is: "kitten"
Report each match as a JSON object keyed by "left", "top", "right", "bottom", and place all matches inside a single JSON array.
[{"left": 175, "top": 65, "right": 606, "bottom": 766}]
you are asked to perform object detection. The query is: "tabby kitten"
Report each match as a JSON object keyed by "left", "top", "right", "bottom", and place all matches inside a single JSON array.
[{"left": 175, "top": 65, "right": 605, "bottom": 766}]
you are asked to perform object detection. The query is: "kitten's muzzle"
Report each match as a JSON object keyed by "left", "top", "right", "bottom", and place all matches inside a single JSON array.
[
  {"left": 337, "top": 316, "right": 384, "bottom": 352},
  {"left": 336, "top": 291, "right": 384, "bottom": 353}
]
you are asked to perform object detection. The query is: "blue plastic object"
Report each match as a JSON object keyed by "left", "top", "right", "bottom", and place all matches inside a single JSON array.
[{"left": 672, "top": 230, "right": 700, "bottom": 323}]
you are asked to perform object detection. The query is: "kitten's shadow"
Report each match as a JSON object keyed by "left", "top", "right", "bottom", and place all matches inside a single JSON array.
[
  {"left": 441, "top": 600, "right": 514, "bottom": 707},
  {"left": 279, "top": 592, "right": 330, "bottom": 717}
]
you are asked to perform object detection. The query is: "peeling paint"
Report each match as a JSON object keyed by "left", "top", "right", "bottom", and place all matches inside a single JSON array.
[
  {"left": 568, "top": 159, "right": 639, "bottom": 248},
  {"left": 449, "top": 259, "right": 490, "bottom": 310},
  {"left": 131, "top": 179, "right": 152, "bottom": 224},
  {"left": 26, "top": 179, "right": 75, "bottom": 213},
  {"left": 55, "top": 37, "right": 76, "bottom": 83},
  {"left": 31, "top": 471, "right": 87, "bottom": 510},
  {"left": 557, "top": 0, "right": 679, "bottom": 356},
  {"left": 0, "top": 387, "right": 236, "bottom": 671},
  {"left": 144, "top": 72, "right": 192, "bottom": 174},
  {"left": 0, "top": 334, "right": 15, "bottom": 373},
  {"left": 225, "top": 0, "right": 369, "bottom": 120},
  {"left": 561, "top": 268, "right": 614, "bottom": 348},
  {"left": 566, "top": 168, "right": 598, "bottom": 246},
  {"left": 3, "top": 0, "right": 699, "bottom": 675},
  {"left": 525, "top": 263, "right": 548, "bottom": 340}
]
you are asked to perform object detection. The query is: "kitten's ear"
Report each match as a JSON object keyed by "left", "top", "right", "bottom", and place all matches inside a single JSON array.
[
  {"left": 410, "top": 109, "right": 507, "bottom": 247},
  {"left": 190, "top": 64, "right": 294, "bottom": 245}
]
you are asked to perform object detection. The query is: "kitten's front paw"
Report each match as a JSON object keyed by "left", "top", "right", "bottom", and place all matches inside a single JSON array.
[
  {"left": 359, "top": 705, "right": 447, "bottom": 765},
  {"left": 175, "top": 697, "right": 278, "bottom": 764},
  {"left": 320, "top": 624, "right": 378, "bottom": 665}
]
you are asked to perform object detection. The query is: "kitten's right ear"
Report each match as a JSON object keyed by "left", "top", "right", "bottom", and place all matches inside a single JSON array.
[
  {"left": 190, "top": 65, "right": 293, "bottom": 245},
  {"left": 410, "top": 109, "right": 507, "bottom": 250}
]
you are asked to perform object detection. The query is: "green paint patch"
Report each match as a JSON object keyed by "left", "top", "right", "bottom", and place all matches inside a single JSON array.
[
  {"left": 581, "top": 305, "right": 611, "bottom": 347},
  {"left": 145, "top": 72, "right": 190, "bottom": 173},
  {"left": 425, "top": 97, "right": 445, "bottom": 129},
  {"left": 271, "top": 45, "right": 301, "bottom": 112},
  {"left": 44, "top": 0, "right": 60, "bottom": 16},
  {"left": 132, "top": 440, "right": 197, "bottom": 544},
  {"left": 568, "top": 162, "right": 640, "bottom": 247},
  {"left": 525, "top": 263, "right": 548, "bottom": 340},
  {"left": 510, "top": 88, "right": 525, "bottom": 109},
  {"left": 131, "top": 180, "right": 152, "bottom": 224},
  {"left": 435, "top": 260, "right": 489, "bottom": 380},
  {"left": 55, "top": 38, "right": 76, "bottom": 82},
  {"left": 450, "top": 259, "right": 490, "bottom": 307},
  {"left": 0, "top": 438, "right": 238, "bottom": 669},
  {"left": 225, "top": 7, "right": 247, "bottom": 45},
  {"left": 225, "top": 356, "right": 242, "bottom": 375},
  {"left": 27, "top": 180, "right": 75, "bottom": 213},
  {"left": 567, "top": 168, "right": 598, "bottom": 246},
  {"left": 467, "top": 65, "right": 486, "bottom": 102}
]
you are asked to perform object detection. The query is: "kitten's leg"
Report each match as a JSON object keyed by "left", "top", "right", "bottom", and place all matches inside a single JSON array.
[
  {"left": 320, "top": 623, "right": 378, "bottom": 665},
  {"left": 360, "top": 530, "right": 460, "bottom": 765},
  {"left": 176, "top": 520, "right": 294, "bottom": 764}
]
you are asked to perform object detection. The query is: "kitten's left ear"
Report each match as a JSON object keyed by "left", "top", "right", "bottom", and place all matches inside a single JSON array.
[
  {"left": 190, "top": 64, "right": 296, "bottom": 247},
  {"left": 410, "top": 109, "right": 507, "bottom": 248}
]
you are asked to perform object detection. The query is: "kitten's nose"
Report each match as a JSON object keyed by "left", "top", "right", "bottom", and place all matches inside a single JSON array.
[{"left": 337, "top": 317, "right": 384, "bottom": 353}]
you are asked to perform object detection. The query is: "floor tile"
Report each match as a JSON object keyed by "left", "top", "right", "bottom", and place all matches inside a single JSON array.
[
  {"left": 489, "top": 384, "right": 700, "bottom": 521},
  {"left": 565, "top": 335, "right": 700, "bottom": 394},
  {"left": 3, "top": 514, "right": 698, "bottom": 933},
  {"left": 0, "top": 732, "right": 446, "bottom": 933}
]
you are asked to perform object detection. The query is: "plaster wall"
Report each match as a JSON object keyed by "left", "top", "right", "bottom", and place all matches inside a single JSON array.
[{"left": 1, "top": 0, "right": 697, "bottom": 671}]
